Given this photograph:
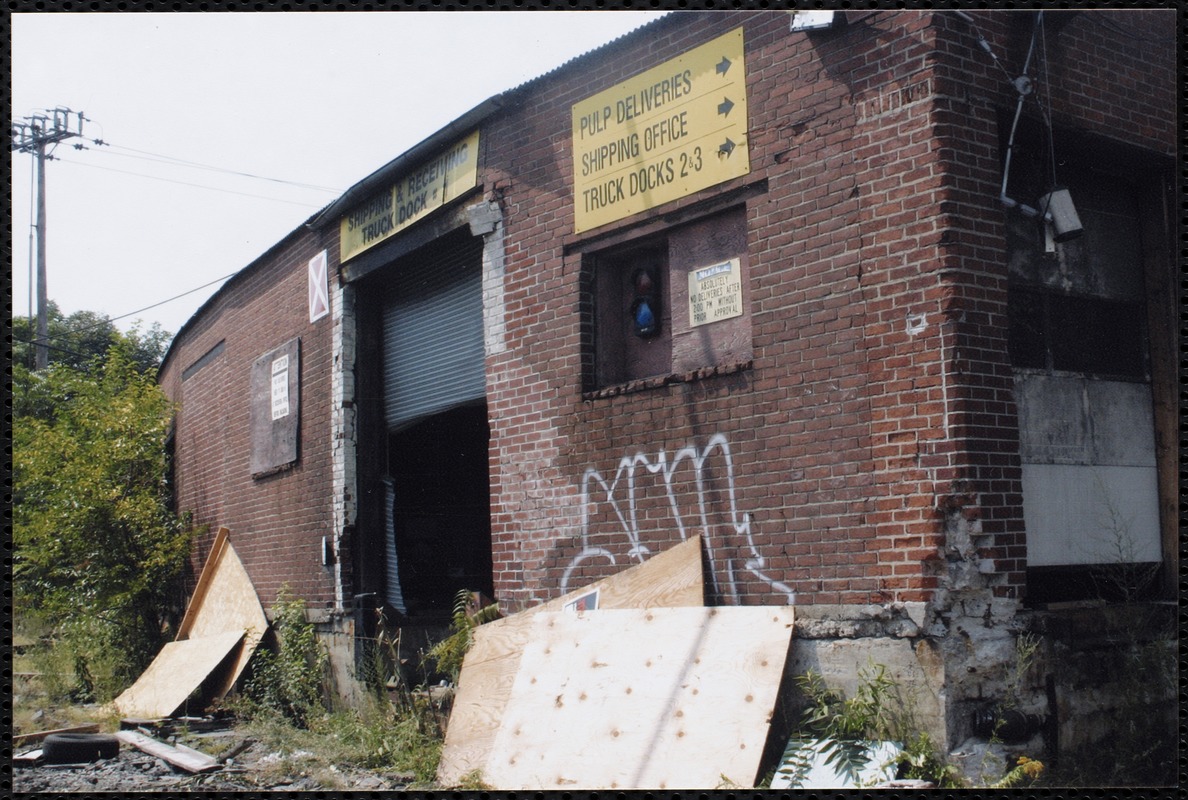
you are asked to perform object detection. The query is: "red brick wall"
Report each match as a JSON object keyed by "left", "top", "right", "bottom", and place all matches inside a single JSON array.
[
  {"left": 481, "top": 10, "right": 1175, "bottom": 611},
  {"left": 159, "top": 227, "right": 340, "bottom": 610},
  {"left": 159, "top": 10, "right": 1174, "bottom": 616},
  {"left": 928, "top": 9, "right": 1176, "bottom": 597}
]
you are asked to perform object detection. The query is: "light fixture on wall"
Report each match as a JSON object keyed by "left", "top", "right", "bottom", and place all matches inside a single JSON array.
[
  {"left": 958, "top": 10, "right": 1084, "bottom": 244},
  {"left": 1037, "top": 186, "right": 1083, "bottom": 242},
  {"left": 790, "top": 10, "right": 844, "bottom": 32}
]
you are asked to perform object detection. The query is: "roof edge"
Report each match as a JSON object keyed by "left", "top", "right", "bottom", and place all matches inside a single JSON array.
[{"left": 306, "top": 96, "right": 506, "bottom": 230}]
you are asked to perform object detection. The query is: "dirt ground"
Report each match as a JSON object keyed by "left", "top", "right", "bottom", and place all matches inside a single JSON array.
[{"left": 13, "top": 733, "right": 418, "bottom": 793}]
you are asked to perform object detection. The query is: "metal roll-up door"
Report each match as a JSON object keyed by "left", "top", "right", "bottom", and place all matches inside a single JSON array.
[{"left": 382, "top": 232, "right": 485, "bottom": 430}]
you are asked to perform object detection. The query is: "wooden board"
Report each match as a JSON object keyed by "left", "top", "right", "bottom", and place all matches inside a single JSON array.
[
  {"left": 13, "top": 724, "right": 100, "bottom": 747},
  {"left": 115, "top": 730, "right": 221, "bottom": 774},
  {"left": 176, "top": 527, "right": 270, "bottom": 699},
  {"left": 436, "top": 535, "right": 705, "bottom": 786},
  {"left": 112, "top": 631, "right": 244, "bottom": 719},
  {"left": 484, "top": 606, "right": 795, "bottom": 790}
]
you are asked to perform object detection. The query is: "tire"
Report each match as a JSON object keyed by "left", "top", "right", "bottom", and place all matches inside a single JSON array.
[{"left": 41, "top": 733, "right": 121, "bottom": 764}]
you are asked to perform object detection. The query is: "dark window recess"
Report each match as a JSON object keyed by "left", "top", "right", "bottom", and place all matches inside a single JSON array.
[
  {"left": 585, "top": 206, "right": 751, "bottom": 392},
  {"left": 1026, "top": 563, "right": 1163, "bottom": 605},
  {"left": 592, "top": 243, "right": 672, "bottom": 387},
  {"left": 388, "top": 404, "right": 493, "bottom": 618},
  {"left": 1008, "top": 287, "right": 1147, "bottom": 379}
]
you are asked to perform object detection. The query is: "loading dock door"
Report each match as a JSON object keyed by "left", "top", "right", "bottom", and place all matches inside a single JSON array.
[
  {"left": 382, "top": 231, "right": 485, "bottom": 429},
  {"left": 379, "top": 229, "right": 492, "bottom": 617}
]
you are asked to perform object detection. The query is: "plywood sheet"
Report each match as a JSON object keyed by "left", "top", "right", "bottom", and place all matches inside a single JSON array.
[
  {"left": 112, "top": 630, "right": 244, "bottom": 719},
  {"left": 484, "top": 606, "right": 795, "bottom": 790},
  {"left": 436, "top": 536, "right": 704, "bottom": 786},
  {"left": 176, "top": 527, "right": 270, "bottom": 699}
]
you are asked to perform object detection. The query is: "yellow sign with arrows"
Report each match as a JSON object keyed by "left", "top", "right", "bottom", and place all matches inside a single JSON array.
[{"left": 571, "top": 27, "right": 749, "bottom": 234}]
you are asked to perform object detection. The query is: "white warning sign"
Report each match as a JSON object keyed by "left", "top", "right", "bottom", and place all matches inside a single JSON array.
[
  {"left": 271, "top": 355, "right": 290, "bottom": 421},
  {"left": 688, "top": 258, "right": 743, "bottom": 327}
]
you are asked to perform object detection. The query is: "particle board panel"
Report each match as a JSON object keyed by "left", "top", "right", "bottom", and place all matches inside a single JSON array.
[
  {"left": 483, "top": 606, "right": 795, "bottom": 790},
  {"left": 436, "top": 535, "right": 704, "bottom": 786},
  {"left": 175, "top": 527, "right": 270, "bottom": 699},
  {"left": 111, "top": 630, "right": 245, "bottom": 719}
]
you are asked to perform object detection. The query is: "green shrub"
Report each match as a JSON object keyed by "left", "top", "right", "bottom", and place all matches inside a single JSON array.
[
  {"left": 243, "top": 588, "right": 329, "bottom": 727},
  {"left": 13, "top": 348, "right": 198, "bottom": 693}
]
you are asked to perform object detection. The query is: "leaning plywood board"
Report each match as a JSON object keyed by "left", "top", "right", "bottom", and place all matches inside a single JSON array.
[
  {"left": 112, "top": 631, "right": 244, "bottom": 719},
  {"left": 484, "top": 606, "right": 795, "bottom": 790},
  {"left": 175, "top": 527, "right": 270, "bottom": 700},
  {"left": 436, "top": 535, "right": 704, "bottom": 786}
]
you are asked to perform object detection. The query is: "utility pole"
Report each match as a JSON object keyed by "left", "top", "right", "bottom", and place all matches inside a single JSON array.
[{"left": 11, "top": 107, "right": 87, "bottom": 369}]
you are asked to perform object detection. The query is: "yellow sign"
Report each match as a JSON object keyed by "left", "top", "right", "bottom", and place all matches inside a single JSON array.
[
  {"left": 571, "top": 28, "right": 749, "bottom": 234},
  {"left": 340, "top": 129, "right": 480, "bottom": 262}
]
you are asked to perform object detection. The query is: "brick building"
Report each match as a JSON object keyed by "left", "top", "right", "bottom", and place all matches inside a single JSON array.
[{"left": 159, "top": 10, "right": 1176, "bottom": 777}]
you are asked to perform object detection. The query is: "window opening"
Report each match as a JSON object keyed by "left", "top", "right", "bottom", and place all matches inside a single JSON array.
[{"left": 585, "top": 206, "right": 751, "bottom": 392}]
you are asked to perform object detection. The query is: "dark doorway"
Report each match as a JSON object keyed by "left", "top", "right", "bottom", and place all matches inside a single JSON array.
[{"left": 388, "top": 403, "right": 493, "bottom": 618}]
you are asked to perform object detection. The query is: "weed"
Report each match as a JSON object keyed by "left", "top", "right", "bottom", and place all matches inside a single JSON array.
[
  {"left": 424, "top": 589, "right": 501, "bottom": 682},
  {"left": 241, "top": 587, "right": 329, "bottom": 727},
  {"left": 778, "top": 662, "right": 1036, "bottom": 789}
]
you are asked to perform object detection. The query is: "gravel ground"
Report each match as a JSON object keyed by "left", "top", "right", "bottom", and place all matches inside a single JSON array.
[{"left": 13, "top": 735, "right": 418, "bottom": 793}]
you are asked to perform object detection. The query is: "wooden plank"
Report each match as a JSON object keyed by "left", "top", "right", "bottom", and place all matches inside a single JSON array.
[
  {"left": 436, "top": 536, "right": 704, "bottom": 786},
  {"left": 112, "top": 631, "right": 244, "bottom": 719},
  {"left": 13, "top": 723, "right": 100, "bottom": 747},
  {"left": 175, "top": 528, "right": 269, "bottom": 700},
  {"left": 483, "top": 606, "right": 795, "bottom": 790},
  {"left": 115, "top": 730, "right": 221, "bottom": 774}
]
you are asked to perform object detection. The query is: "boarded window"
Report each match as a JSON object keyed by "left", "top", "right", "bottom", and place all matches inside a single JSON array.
[
  {"left": 1005, "top": 135, "right": 1161, "bottom": 598},
  {"left": 250, "top": 338, "right": 300, "bottom": 478}
]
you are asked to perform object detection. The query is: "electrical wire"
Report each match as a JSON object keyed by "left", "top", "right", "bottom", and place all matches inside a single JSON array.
[
  {"left": 12, "top": 335, "right": 103, "bottom": 362},
  {"left": 27, "top": 270, "right": 240, "bottom": 341},
  {"left": 54, "top": 157, "right": 328, "bottom": 209},
  {"left": 1038, "top": 14, "right": 1059, "bottom": 191},
  {"left": 92, "top": 141, "right": 343, "bottom": 194},
  {"left": 1093, "top": 13, "right": 1168, "bottom": 44}
]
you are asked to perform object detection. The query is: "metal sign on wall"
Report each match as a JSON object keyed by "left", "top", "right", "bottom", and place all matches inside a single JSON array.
[
  {"left": 340, "top": 130, "right": 480, "bottom": 263},
  {"left": 571, "top": 28, "right": 749, "bottom": 234}
]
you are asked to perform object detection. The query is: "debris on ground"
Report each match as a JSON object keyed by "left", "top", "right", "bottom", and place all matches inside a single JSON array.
[{"left": 14, "top": 731, "right": 418, "bottom": 792}]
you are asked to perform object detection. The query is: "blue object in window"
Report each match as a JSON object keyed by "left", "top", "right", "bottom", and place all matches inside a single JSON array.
[{"left": 631, "top": 267, "right": 660, "bottom": 338}]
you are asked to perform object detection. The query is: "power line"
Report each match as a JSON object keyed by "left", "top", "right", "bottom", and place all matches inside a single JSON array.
[
  {"left": 30, "top": 270, "right": 242, "bottom": 340},
  {"left": 1093, "top": 14, "right": 1168, "bottom": 44},
  {"left": 12, "top": 334, "right": 101, "bottom": 362},
  {"left": 92, "top": 141, "right": 343, "bottom": 193},
  {"left": 55, "top": 157, "right": 328, "bottom": 208}
]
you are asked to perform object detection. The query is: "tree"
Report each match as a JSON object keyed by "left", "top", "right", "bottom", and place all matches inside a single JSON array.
[
  {"left": 12, "top": 302, "right": 172, "bottom": 375},
  {"left": 12, "top": 343, "right": 198, "bottom": 698}
]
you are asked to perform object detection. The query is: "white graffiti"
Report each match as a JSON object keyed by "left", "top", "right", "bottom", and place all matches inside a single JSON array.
[{"left": 563, "top": 433, "right": 795, "bottom": 605}]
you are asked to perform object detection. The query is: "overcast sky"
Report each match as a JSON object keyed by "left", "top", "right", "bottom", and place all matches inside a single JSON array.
[{"left": 10, "top": 11, "right": 670, "bottom": 337}]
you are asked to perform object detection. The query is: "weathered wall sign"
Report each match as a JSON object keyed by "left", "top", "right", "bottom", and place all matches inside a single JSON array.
[
  {"left": 688, "top": 258, "right": 743, "bottom": 327},
  {"left": 340, "top": 130, "right": 480, "bottom": 263},
  {"left": 571, "top": 28, "right": 749, "bottom": 234}
]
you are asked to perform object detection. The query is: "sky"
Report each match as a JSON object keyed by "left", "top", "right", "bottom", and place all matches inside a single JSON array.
[{"left": 10, "top": 11, "right": 670, "bottom": 338}]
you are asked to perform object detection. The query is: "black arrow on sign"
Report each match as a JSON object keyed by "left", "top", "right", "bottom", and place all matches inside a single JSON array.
[
  {"left": 718, "top": 97, "right": 735, "bottom": 117},
  {"left": 716, "top": 56, "right": 732, "bottom": 76},
  {"left": 719, "top": 138, "right": 736, "bottom": 157}
]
